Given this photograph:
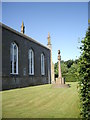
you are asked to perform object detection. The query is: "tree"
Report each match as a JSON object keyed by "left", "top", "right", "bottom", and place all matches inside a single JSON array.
[
  {"left": 54, "top": 62, "right": 58, "bottom": 78},
  {"left": 54, "top": 60, "right": 79, "bottom": 82},
  {"left": 65, "top": 59, "right": 74, "bottom": 68},
  {"left": 67, "top": 63, "right": 79, "bottom": 82},
  {"left": 78, "top": 26, "right": 90, "bottom": 119},
  {"left": 54, "top": 61, "right": 68, "bottom": 78},
  {"left": 61, "top": 62, "right": 68, "bottom": 76}
]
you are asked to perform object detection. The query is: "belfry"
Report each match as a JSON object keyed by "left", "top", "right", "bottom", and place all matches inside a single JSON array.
[
  {"left": 47, "top": 33, "right": 55, "bottom": 83},
  {"left": 47, "top": 33, "right": 51, "bottom": 45}
]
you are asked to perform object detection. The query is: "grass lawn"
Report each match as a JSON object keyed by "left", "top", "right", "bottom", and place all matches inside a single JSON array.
[{"left": 2, "top": 82, "right": 80, "bottom": 118}]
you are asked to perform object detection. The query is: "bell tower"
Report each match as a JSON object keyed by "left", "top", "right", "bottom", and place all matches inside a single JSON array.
[
  {"left": 47, "top": 32, "right": 52, "bottom": 50},
  {"left": 47, "top": 33, "right": 54, "bottom": 83}
]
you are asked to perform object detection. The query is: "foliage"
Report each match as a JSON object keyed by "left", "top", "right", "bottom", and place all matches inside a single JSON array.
[
  {"left": 65, "top": 59, "right": 74, "bottom": 68},
  {"left": 54, "top": 62, "right": 58, "bottom": 78},
  {"left": 78, "top": 26, "right": 90, "bottom": 119},
  {"left": 54, "top": 60, "right": 79, "bottom": 82},
  {"left": 61, "top": 62, "right": 68, "bottom": 76},
  {"left": 66, "top": 63, "right": 79, "bottom": 82}
]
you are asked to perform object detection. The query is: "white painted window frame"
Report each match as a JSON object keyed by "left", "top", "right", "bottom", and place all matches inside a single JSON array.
[
  {"left": 41, "top": 53, "right": 45, "bottom": 75},
  {"left": 10, "top": 42, "right": 18, "bottom": 75},
  {"left": 29, "top": 49, "right": 34, "bottom": 75}
]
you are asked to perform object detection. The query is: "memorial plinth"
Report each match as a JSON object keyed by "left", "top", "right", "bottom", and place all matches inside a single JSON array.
[{"left": 53, "top": 50, "right": 69, "bottom": 88}]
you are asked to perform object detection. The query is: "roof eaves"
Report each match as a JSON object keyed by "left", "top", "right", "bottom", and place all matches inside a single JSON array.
[{"left": 0, "top": 22, "right": 50, "bottom": 50}]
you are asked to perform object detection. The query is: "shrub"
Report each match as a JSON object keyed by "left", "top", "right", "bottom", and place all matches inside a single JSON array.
[{"left": 78, "top": 26, "right": 90, "bottom": 119}]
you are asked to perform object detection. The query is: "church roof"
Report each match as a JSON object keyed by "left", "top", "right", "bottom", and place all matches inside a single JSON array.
[{"left": 0, "top": 22, "right": 50, "bottom": 50}]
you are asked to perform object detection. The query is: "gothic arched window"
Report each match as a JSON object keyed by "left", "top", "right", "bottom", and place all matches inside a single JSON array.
[
  {"left": 41, "top": 53, "right": 45, "bottom": 75},
  {"left": 10, "top": 42, "right": 18, "bottom": 74},
  {"left": 29, "top": 49, "right": 34, "bottom": 75}
]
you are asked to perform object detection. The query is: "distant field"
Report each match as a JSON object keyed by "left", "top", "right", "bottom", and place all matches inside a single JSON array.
[{"left": 2, "top": 82, "right": 80, "bottom": 118}]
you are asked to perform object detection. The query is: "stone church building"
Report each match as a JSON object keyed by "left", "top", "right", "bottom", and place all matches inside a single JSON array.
[{"left": 0, "top": 22, "right": 55, "bottom": 90}]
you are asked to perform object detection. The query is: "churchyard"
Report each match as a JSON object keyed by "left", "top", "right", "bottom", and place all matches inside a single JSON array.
[{"left": 2, "top": 82, "right": 80, "bottom": 118}]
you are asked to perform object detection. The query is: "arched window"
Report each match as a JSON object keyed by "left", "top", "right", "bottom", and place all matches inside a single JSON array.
[
  {"left": 10, "top": 42, "right": 18, "bottom": 74},
  {"left": 41, "top": 53, "right": 45, "bottom": 75},
  {"left": 29, "top": 49, "right": 34, "bottom": 75}
]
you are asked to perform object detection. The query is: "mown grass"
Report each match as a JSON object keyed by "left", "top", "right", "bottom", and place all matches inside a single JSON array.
[{"left": 2, "top": 82, "right": 80, "bottom": 118}]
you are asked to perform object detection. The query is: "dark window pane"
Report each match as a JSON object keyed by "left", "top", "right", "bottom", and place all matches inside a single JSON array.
[
  {"left": 11, "top": 61, "right": 12, "bottom": 73},
  {"left": 14, "top": 61, "right": 16, "bottom": 73}
]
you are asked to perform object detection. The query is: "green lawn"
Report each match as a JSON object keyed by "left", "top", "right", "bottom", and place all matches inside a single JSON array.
[{"left": 2, "top": 82, "right": 80, "bottom": 118}]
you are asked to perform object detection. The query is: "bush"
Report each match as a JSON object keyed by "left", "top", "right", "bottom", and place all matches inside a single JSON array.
[
  {"left": 78, "top": 26, "right": 90, "bottom": 119},
  {"left": 64, "top": 74, "right": 77, "bottom": 82}
]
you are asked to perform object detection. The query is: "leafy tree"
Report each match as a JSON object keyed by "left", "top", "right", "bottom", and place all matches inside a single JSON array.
[
  {"left": 74, "top": 59, "right": 79, "bottom": 64},
  {"left": 54, "top": 61, "right": 68, "bottom": 78},
  {"left": 54, "top": 60, "right": 79, "bottom": 82},
  {"left": 65, "top": 59, "right": 74, "bottom": 68},
  {"left": 61, "top": 62, "right": 68, "bottom": 76},
  {"left": 78, "top": 26, "right": 90, "bottom": 119},
  {"left": 61, "top": 60, "right": 64, "bottom": 64},
  {"left": 69, "top": 63, "right": 78, "bottom": 77},
  {"left": 65, "top": 63, "right": 79, "bottom": 82},
  {"left": 54, "top": 62, "right": 58, "bottom": 78}
]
